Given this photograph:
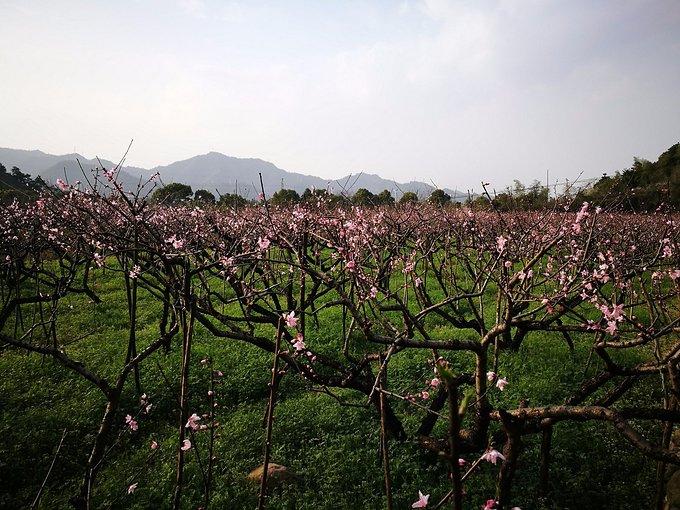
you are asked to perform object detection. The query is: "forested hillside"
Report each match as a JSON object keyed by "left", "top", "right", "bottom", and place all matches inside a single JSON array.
[{"left": 578, "top": 142, "right": 680, "bottom": 210}]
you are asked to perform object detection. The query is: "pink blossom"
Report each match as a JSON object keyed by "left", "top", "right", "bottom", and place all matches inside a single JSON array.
[
  {"left": 150, "top": 440, "right": 158, "bottom": 450},
  {"left": 496, "top": 236, "right": 507, "bottom": 252},
  {"left": 483, "top": 499, "right": 497, "bottom": 510},
  {"left": 458, "top": 458, "right": 467, "bottom": 467},
  {"left": 601, "top": 303, "right": 624, "bottom": 322},
  {"left": 369, "top": 286, "right": 378, "bottom": 299},
  {"left": 180, "top": 439, "right": 192, "bottom": 451},
  {"left": 258, "top": 237, "right": 271, "bottom": 250},
  {"left": 127, "top": 482, "right": 138, "bottom": 494},
  {"left": 486, "top": 371, "right": 496, "bottom": 382},
  {"left": 496, "top": 377, "right": 508, "bottom": 391},
  {"left": 481, "top": 449, "right": 506, "bottom": 465},
  {"left": 164, "top": 235, "right": 180, "bottom": 248},
  {"left": 125, "top": 414, "right": 138, "bottom": 432},
  {"left": 605, "top": 321, "right": 618, "bottom": 335},
  {"left": 421, "top": 391, "right": 430, "bottom": 400},
  {"left": 283, "top": 311, "right": 298, "bottom": 328},
  {"left": 186, "top": 413, "right": 201, "bottom": 431},
  {"left": 411, "top": 490, "right": 430, "bottom": 508},
  {"left": 414, "top": 277, "right": 423, "bottom": 287},
  {"left": 128, "top": 265, "right": 141, "bottom": 279},
  {"left": 55, "top": 178, "right": 69, "bottom": 191},
  {"left": 293, "top": 332, "right": 306, "bottom": 351},
  {"left": 429, "top": 378, "right": 440, "bottom": 388}
]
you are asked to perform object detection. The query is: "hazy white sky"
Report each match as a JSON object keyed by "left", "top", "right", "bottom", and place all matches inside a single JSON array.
[{"left": 1, "top": 0, "right": 679, "bottom": 191}]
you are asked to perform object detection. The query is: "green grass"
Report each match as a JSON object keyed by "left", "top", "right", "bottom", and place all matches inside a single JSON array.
[{"left": 0, "top": 267, "right": 662, "bottom": 509}]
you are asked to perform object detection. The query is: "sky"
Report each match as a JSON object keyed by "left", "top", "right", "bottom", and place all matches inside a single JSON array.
[{"left": 1, "top": 0, "right": 679, "bottom": 192}]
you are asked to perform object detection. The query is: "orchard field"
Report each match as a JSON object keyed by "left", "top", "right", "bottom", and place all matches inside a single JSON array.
[{"left": 1, "top": 173, "right": 679, "bottom": 509}]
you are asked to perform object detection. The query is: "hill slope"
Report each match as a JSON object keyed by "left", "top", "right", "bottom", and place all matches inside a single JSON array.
[{"left": 580, "top": 142, "right": 680, "bottom": 210}]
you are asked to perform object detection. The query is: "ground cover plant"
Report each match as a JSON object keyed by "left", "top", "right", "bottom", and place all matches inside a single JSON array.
[{"left": 1, "top": 169, "right": 679, "bottom": 509}]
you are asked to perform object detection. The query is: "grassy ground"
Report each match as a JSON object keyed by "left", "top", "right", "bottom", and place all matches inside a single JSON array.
[{"left": 0, "top": 267, "right": 661, "bottom": 509}]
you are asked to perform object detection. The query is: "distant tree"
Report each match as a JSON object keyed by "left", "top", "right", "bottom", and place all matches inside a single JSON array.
[
  {"left": 10, "top": 167, "right": 31, "bottom": 187},
  {"left": 270, "top": 188, "right": 300, "bottom": 206},
  {"left": 428, "top": 189, "right": 451, "bottom": 206},
  {"left": 469, "top": 195, "right": 491, "bottom": 210},
  {"left": 194, "top": 189, "right": 216, "bottom": 204},
  {"left": 301, "top": 188, "right": 347, "bottom": 207},
  {"left": 217, "top": 193, "right": 248, "bottom": 209},
  {"left": 151, "top": 183, "right": 193, "bottom": 204},
  {"left": 352, "top": 188, "right": 375, "bottom": 206},
  {"left": 0, "top": 164, "right": 46, "bottom": 203},
  {"left": 31, "top": 175, "right": 48, "bottom": 191},
  {"left": 398, "top": 191, "right": 419, "bottom": 204},
  {"left": 525, "top": 180, "right": 550, "bottom": 210},
  {"left": 375, "top": 189, "right": 395, "bottom": 205}
]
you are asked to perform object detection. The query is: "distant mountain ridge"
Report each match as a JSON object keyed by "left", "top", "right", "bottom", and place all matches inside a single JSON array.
[{"left": 0, "top": 147, "right": 465, "bottom": 200}]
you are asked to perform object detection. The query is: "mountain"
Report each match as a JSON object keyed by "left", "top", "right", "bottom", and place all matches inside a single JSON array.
[
  {"left": 0, "top": 147, "right": 464, "bottom": 200},
  {"left": 0, "top": 147, "right": 144, "bottom": 189},
  {"left": 149, "top": 152, "right": 464, "bottom": 200}
]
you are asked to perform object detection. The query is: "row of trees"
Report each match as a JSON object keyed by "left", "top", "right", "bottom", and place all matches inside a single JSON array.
[
  {"left": 150, "top": 141, "right": 679, "bottom": 212},
  {"left": 7, "top": 141, "right": 678, "bottom": 212},
  {"left": 150, "top": 182, "right": 454, "bottom": 207},
  {"left": 469, "top": 143, "right": 680, "bottom": 212}
]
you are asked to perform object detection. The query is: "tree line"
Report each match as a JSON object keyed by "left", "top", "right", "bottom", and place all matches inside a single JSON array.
[
  {"left": 149, "top": 181, "right": 455, "bottom": 207},
  {"left": 3, "top": 141, "right": 678, "bottom": 210}
]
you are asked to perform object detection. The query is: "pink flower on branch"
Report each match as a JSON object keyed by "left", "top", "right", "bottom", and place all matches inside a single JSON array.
[
  {"left": 411, "top": 490, "right": 429, "bottom": 508},
  {"left": 124, "top": 414, "right": 138, "bottom": 432},
  {"left": 483, "top": 499, "right": 497, "bottom": 510},
  {"left": 293, "top": 333, "right": 306, "bottom": 351},
  {"left": 496, "top": 235, "right": 508, "bottom": 252},
  {"left": 481, "top": 449, "right": 506, "bottom": 465},
  {"left": 283, "top": 311, "right": 298, "bottom": 328},
  {"left": 186, "top": 413, "right": 201, "bottom": 431}
]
